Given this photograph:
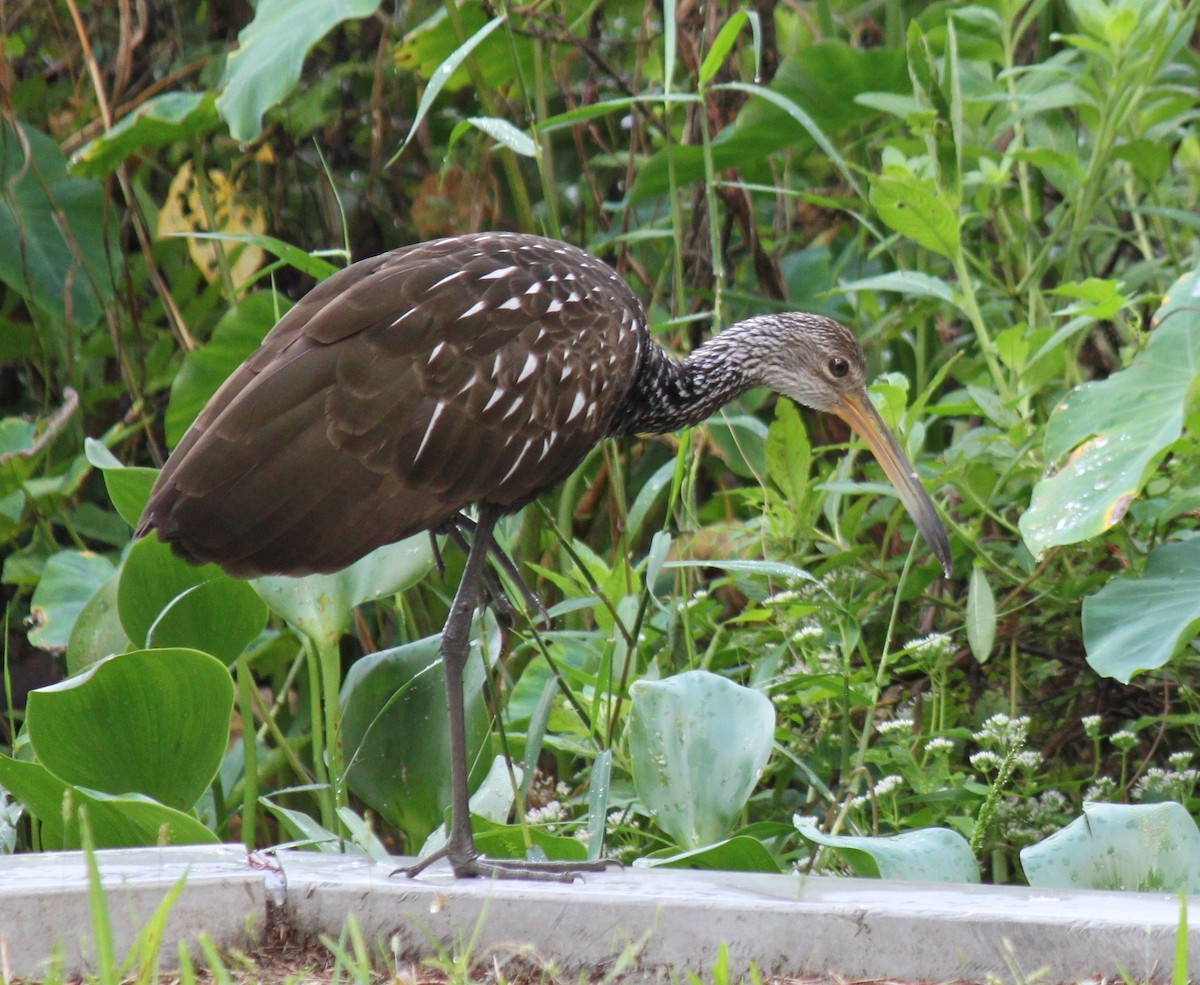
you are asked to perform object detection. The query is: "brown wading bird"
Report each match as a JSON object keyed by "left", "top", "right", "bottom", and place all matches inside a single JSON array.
[{"left": 137, "top": 232, "right": 952, "bottom": 880}]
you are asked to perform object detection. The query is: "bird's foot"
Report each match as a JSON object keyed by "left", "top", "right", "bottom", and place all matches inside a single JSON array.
[{"left": 396, "top": 848, "right": 620, "bottom": 883}]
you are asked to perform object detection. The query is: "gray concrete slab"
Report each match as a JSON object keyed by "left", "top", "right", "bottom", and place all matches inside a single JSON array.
[
  {"left": 0, "top": 845, "right": 1195, "bottom": 981},
  {"left": 0, "top": 845, "right": 263, "bottom": 980},
  {"left": 277, "top": 852, "right": 1197, "bottom": 982}
]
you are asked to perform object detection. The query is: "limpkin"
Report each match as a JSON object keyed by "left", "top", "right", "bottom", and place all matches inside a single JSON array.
[{"left": 137, "top": 231, "right": 952, "bottom": 880}]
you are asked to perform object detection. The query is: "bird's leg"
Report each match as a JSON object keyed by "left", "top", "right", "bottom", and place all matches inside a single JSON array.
[
  {"left": 401, "top": 506, "right": 616, "bottom": 882},
  {"left": 447, "top": 514, "right": 548, "bottom": 626}
]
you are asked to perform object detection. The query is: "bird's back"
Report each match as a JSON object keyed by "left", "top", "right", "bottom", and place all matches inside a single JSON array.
[{"left": 138, "top": 233, "right": 647, "bottom": 576}]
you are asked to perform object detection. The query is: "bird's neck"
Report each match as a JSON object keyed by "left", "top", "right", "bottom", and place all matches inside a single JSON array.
[{"left": 611, "top": 325, "right": 758, "bottom": 436}]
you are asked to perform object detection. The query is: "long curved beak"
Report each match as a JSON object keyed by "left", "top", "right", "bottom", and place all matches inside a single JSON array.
[{"left": 830, "top": 390, "right": 953, "bottom": 577}]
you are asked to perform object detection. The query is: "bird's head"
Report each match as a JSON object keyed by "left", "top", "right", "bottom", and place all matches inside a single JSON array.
[{"left": 729, "top": 312, "right": 953, "bottom": 576}]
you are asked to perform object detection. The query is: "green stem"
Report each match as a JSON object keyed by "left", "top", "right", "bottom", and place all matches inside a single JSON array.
[{"left": 237, "top": 654, "right": 259, "bottom": 852}]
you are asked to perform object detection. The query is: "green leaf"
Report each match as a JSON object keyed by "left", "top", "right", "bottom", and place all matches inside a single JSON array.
[
  {"left": 70, "top": 92, "right": 220, "bottom": 178},
  {"left": 965, "top": 565, "right": 996, "bottom": 664},
  {"left": 26, "top": 647, "right": 234, "bottom": 811},
  {"left": 764, "top": 400, "right": 811, "bottom": 506},
  {"left": 395, "top": 13, "right": 509, "bottom": 158},
  {"left": 637, "top": 835, "right": 782, "bottom": 873},
  {"left": 216, "top": 0, "right": 383, "bottom": 142},
  {"left": 0, "top": 121, "right": 116, "bottom": 326},
  {"left": 449, "top": 117, "right": 535, "bottom": 157},
  {"left": 795, "top": 818, "right": 980, "bottom": 883},
  {"left": 1081, "top": 537, "right": 1200, "bottom": 683},
  {"left": 147, "top": 577, "right": 268, "bottom": 664},
  {"left": 1020, "top": 266, "right": 1200, "bottom": 557},
  {"left": 840, "top": 270, "right": 959, "bottom": 306},
  {"left": 1047, "top": 278, "right": 1130, "bottom": 319},
  {"left": 471, "top": 814, "right": 588, "bottom": 863},
  {"left": 869, "top": 166, "right": 961, "bottom": 258},
  {"left": 0, "top": 756, "right": 218, "bottom": 849},
  {"left": 166, "top": 292, "right": 287, "bottom": 446},
  {"left": 341, "top": 621, "right": 496, "bottom": 848},
  {"left": 628, "top": 670, "right": 774, "bottom": 850},
  {"left": 66, "top": 570, "right": 128, "bottom": 675},
  {"left": 84, "top": 438, "right": 158, "bottom": 527},
  {"left": 118, "top": 534, "right": 254, "bottom": 654},
  {"left": 253, "top": 535, "right": 433, "bottom": 650},
  {"left": 28, "top": 550, "right": 115, "bottom": 652},
  {"left": 698, "top": 11, "right": 752, "bottom": 85},
  {"left": 0, "top": 389, "right": 79, "bottom": 500},
  {"left": 1021, "top": 802, "right": 1200, "bottom": 892}
]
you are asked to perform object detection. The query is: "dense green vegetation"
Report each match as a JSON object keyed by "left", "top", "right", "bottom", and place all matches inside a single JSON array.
[{"left": 3, "top": 0, "right": 1200, "bottom": 886}]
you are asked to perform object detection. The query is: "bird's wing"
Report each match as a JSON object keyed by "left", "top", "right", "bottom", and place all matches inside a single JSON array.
[{"left": 139, "top": 234, "right": 645, "bottom": 576}]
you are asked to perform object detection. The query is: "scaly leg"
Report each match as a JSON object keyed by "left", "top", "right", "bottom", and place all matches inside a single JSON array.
[{"left": 401, "top": 506, "right": 616, "bottom": 881}]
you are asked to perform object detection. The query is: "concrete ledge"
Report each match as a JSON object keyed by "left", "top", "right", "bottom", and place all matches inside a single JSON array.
[
  {"left": 0, "top": 845, "right": 1194, "bottom": 981},
  {"left": 0, "top": 846, "right": 263, "bottom": 980},
  {"left": 278, "top": 852, "right": 1197, "bottom": 982}
]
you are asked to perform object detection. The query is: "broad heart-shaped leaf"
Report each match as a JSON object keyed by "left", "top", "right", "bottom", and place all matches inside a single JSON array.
[
  {"left": 216, "top": 0, "right": 382, "bottom": 142},
  {"left": 70, "top": 92, "right": 220, "bottom": 178},
  {"left": 84, "top": 437, "right": 158, "bottom": 527},
  {"left": 795, "top": 819, "right": 980, "bottom": 883},
  {"left": 0, "top": 756, "right": 217, "bottom": 850},
  {"left": 253, "top": 535, "right": 434, "bottom": 651},
  {"left": 118, "top": 534, "right": 266, "bottom": 661},
  {"left": 628, "top": 670, "right": 774, "bottom": 851},
  {"left": 0, "top": 121, "right": 116, "bottom": 326},
  {"left": 341, "top": 617, "right": 497, "bottom": 849},
  {"left": 28, "top": 550, "right": 114, "bottom": 652},
  {"left": 1081, "top": 537, "right": 1200, "bottom": 682},
  {"left": 1021, "top": 802, "right": 1200, "bottom": 892},
  {"left": 25, "top": 648, "right": 234, "bottom": 812},
  {"left": 1021, "top": 265, "right": 1200, "bottom": 557},
  {"left": 166, "top": 291, "right": 288, "bottom": 447}
]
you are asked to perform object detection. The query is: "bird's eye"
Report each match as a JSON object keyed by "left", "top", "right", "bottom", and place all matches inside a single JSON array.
[{"left": 829, "top": 356, "right": 850, "bottom": 379}]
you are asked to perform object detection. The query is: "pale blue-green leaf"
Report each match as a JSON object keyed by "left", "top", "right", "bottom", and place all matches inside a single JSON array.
[
  {"left": 217, "top": 0, "right": 383, "bottom": 142},
  {"left": 1020, "top": 266, "right": 1200, "bottom": 557},
  {"left": 253, "top": 535, "right": 434, "bottom": 649},
  {"left": 28, "top": 550, "right": 114, "bottom": 651},
  {"left": 629, "top": 670, "right": 774, "bottom": 850},
  {"left": 795, "top": 818, "right": 980, "bottom": 883},
  {"left": 1082, "top": 537, "right": 1200, "bottom": 683},
  {"left": 1021, "top": 802, "right": 1200, "bottom": 892},
  {"left": 966, "top": 565, "right": 996, "bottom": 664}
]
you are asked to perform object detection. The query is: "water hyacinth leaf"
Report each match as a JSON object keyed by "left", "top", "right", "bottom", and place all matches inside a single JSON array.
[
  {"left": 628, "top": 670, "right": 774, "bottom": 850},
  {"left": 117, "top": 534, "right": 253, "bottom": 654},
  {"left": 26, "top": 648, "right": 234, "bottom": 811},
  {"left": 146, "top": 576, "right": 268, "bottom": 664},
  {"left": 70, "top": 92, "right": 220, "bottom": 178},
  {"left": 66, "top": 570, "right": 128, "bottom": 674},
  {"left": 216, "top": 0, "right": 382, "bottom": 142},
  {"left": 166, "top": 292, "right": 288, "bottom": 446},
  {"left": 471, "top": 814, "right": 588, "bottom": 863},
  {"left": 0, "top": 757, "right": 217, "bottom": 849},
  {"left": 1020, "top": 265, "right": 1200, "bottom": 557},
  {"left": 966, "top": 564, "right": 996, "bottom": 664},
  {"left": 84, "top": 438, "right": 158, "bottom": 527},
  {"left": 1081, "top": 537, "right": 1200, "bottom": 682},
  {"left": 636, "top": 835, "right": 782, "bottom": 873},
  {"left": 795, "top": 818, "right": 980, "bottom": 883},
  {"left": 341, "top": 620, "right": 496, "bottom": 849},
  {"left": 1021, "top": 802, "right": 1200, "bottom": 893},
  {"left": 253, "top": 534, "right": 434, "bottom": 650},
  {"left": 28, "top": 550, "right": 115, "bottom": 652}
]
